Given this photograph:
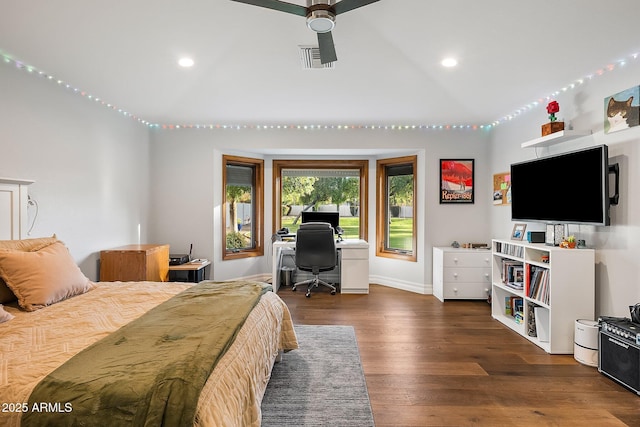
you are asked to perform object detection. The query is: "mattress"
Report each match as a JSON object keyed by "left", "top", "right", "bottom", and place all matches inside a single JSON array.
[{"left": 0, "top": 280, "right": 298, "bottom": 426}]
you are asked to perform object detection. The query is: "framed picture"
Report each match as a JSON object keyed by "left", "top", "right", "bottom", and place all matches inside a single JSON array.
[
  {"left": 511, "top": 223, "right": 527, "bottom": 241},
  {"left": 493, "top": 171, "right": 511, "bottom": 206},
  {"left": 604, "top": 85, "right": 640, "bottom": 134},
  {"left": 440, "top": 159, "right": 474, "bottom": 204}
]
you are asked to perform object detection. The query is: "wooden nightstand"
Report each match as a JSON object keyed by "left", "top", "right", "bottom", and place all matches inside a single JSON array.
[{"left": 100, "top": 244, "right": 170, "bottom": 282}]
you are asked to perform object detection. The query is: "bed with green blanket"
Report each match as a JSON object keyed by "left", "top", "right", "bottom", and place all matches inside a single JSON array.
[{"left": 0, "top": 280, "right": 298, "bottom": 427}]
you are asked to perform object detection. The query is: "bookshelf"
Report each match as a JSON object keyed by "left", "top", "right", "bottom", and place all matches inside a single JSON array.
[{"left": 491, "top": 239, "right": 595, "bottom": 354}]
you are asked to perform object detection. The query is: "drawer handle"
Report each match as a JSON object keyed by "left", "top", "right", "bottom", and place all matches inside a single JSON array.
[
  {"left": 453, "top": 257, "right": 458, "bottom": 263},
  {"left": 453, "top": 273, "right": 458, "bottom": 278}
]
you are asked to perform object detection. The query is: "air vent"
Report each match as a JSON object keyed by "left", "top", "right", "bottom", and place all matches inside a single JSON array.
[{"left": 299, "top": 46, "right": 335, "bottom": 69}]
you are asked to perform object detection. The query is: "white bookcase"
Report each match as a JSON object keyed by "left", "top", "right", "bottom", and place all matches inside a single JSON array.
[{"left": 491, "top": 239, "right": 595, "bottom": 354}]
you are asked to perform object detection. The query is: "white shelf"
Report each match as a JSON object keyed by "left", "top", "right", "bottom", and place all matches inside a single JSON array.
[
  {"left": 491, "top": 239, "right": 595, "bottom": 354},
  {"left": 520, "top": 130, "right": 592, "bottom": 149}
]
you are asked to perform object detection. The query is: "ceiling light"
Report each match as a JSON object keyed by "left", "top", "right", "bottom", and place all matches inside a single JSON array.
[
  {"left": 306, "top": 10, "right": 335, "bottom": 33},
  {"left": 441, "top": 57, "right": 458, "bottom": 67},
  {"left": 178, "top": 57, "right": 194, "bottom": 68}
]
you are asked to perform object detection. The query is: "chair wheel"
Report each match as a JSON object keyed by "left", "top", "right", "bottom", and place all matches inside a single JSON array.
[
  {"left": 331, "top": 290, "right": 336, "bottom": 295},
  {"left": 306, "top": 292, "right": 311, "bottom": 298},
  {"left": 292, "top": 287, "right": 297, "bottom": 292}
]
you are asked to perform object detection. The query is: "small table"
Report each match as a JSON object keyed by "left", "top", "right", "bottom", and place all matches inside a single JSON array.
[{"left": 168, "top": 260, "right": 211, "bottom": 283}]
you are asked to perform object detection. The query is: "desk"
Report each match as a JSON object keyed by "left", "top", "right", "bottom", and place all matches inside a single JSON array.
[
  {"left": 272, "top": 239, "right": 369, "bottom": 294},
  {"left": 168, "top": 260, "right": 211, "bottom": 283}
]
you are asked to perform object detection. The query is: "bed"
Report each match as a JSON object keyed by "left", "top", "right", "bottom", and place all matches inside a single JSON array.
[{"left": 0, "top": 236, "right": 298, "bottom": 427}]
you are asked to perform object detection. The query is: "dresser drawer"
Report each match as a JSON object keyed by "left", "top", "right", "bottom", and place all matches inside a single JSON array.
[
  {"left": 443, "top": 252, "right": 491, "bottom": 268},
  {"left": 442, "top": 282, "right": 490, "bottom": 299},
  {"left": 443, "top": 267, "right": 491, "bottom": 283}
]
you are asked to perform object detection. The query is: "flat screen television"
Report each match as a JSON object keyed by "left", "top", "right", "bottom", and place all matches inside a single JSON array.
[
  {"left": 510, "top": 144, "right": 612, "bottom": 226},
  {"left": 301, "top": 211, "right": 340, "bottom": 231}
]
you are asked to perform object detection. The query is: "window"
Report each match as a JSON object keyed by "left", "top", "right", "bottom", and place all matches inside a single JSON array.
[
  {"left": 273, "top": 160, "right": 368, "bottom": 240},
  {"left": 376, "top": 156, "right": 417, "bottom": 261},
  {"left": 223, "top": 155, "right": 263, "bottom": 260}
]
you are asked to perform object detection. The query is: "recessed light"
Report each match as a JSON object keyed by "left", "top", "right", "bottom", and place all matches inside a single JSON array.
[
  {"left": 441, "top": 57, "right": 458, "bottom": 68},
  {"left": 178, "top": 57, "right": 194, "bottom": 68}
]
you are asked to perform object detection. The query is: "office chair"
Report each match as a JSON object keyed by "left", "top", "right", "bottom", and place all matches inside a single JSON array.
[{"left": 292, "top": 222, "right": 338, "bottom": 298}]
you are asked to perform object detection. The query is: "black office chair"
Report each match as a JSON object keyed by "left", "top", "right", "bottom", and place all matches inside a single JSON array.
[{"left": 292, "top": 222, "right": 338, "bottom": 298}]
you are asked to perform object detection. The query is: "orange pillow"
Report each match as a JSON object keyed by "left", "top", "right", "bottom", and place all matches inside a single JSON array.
[
  {"left": 0, "top": 241, "right": 93, "bottom": 311},
  {"left": 0, "top": 234, "right": 58, "bottom": 252},
  {"left": 0, "top": 235, "right": 59, "bottom": 304}
]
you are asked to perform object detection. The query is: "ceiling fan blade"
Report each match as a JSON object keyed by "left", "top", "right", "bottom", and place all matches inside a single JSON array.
[
  {"left": 333, "top": 0, "right": 380, "bottom": 15},
  {"left": 230, "top": 0, "right": 307, "bottom": 17},
  {"left": 317, "top": 31, "right": 337, "bottom": 64}
]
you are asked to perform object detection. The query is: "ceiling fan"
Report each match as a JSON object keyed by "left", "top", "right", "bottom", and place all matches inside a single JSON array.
[{"left": 230, "top": 0, "right": 380, "bottom": 64}]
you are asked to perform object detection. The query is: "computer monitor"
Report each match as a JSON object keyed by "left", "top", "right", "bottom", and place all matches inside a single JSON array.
[{"left": 301, "top": 211, "right": 340, "bottom": 231}]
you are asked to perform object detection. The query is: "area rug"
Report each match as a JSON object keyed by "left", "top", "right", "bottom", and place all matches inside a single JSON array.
[{"left": 261, "top": 325, "right": 375, "bottom": 426}]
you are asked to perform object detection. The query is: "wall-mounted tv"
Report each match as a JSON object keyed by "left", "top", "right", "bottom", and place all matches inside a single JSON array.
[{"left": 510, "top": 145, "right": 615, "bottom": 226}]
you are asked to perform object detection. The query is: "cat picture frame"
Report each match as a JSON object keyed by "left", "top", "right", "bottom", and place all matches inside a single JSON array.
[{"left": 605, "top": 85, "right": 640, "bottom": 134}]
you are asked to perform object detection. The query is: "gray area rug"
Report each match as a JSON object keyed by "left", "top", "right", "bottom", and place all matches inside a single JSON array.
[{"left": 261, "top": 325, "right": 375, "bottom": 426}]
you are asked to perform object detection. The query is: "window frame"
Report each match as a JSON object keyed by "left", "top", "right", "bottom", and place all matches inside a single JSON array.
[
  {"left": 272, "top": 159, "right": 368, "bottom": 241},
  {"left": 376, "top": 155, "right": 417, "bottom": 262},
  {"left": 222, "top": 154, "right": 264, "bottom": 260}
]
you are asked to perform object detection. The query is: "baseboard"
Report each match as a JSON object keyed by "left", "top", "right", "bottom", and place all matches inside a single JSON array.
[
  {"left": 227, "top": 273, "right": 432, "bottom": 296},
  {"left": 369, "top": 275, "right": 431, "bottom": 295}
]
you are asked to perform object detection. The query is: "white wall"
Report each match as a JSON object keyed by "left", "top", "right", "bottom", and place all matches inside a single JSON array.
[
  {"left": 7, "top": 45, "right": 636, "bottom": 314},
  {"left": 148, "top": 128, "right": 492, "bottom": 292},
  {"left": 489, "top": 58, "right": 640, "bottom": 317},
  {"left": 0, "top": 63, "right": 151, "bottom": 280}
]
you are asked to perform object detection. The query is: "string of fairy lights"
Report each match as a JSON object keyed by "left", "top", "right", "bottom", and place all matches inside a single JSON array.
[{"left": 2, "top": 50, "right": 639, "bottom": 131}]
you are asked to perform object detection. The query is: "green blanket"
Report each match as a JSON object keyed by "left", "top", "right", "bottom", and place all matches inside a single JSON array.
[{"left": 23, "top": 281, "right": 269, "bottom": 427}]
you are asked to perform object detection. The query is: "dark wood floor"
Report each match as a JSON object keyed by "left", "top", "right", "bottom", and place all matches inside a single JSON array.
[{"left": 277, "top": 284, "right": 640, "bottom": 427}]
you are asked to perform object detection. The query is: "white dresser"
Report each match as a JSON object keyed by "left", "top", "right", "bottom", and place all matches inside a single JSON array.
[{"left": 432, "top": 247, "right": 491, "bottom": 301}]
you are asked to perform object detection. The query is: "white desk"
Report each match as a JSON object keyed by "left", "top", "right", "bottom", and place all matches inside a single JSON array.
[{"left": 272, "top": 239, "right": 369, "bottom": 294}]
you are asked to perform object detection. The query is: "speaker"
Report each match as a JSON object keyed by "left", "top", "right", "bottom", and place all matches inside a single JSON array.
[{"left": 599, "top": 329, "right": 640, "bottom": 394}]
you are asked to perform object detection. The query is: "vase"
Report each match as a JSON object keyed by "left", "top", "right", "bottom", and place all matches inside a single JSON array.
[{"left": 541, "top": 121, "right": 564, "bottom": 136}]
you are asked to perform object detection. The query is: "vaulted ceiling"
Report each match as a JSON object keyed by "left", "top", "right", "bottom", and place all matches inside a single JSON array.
[{"left": 2, "top": 1, "right": 639, "bottom": 127}]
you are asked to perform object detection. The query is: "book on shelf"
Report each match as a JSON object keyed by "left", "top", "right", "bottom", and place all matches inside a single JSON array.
[
  {"left": 501, "top": 260, "right": 524, "bottom": 289},
  {"left": 528, "top": 265, "right": 550, "bottom": 305},
  {"left": 495, "top": 242, "right": 524, "bottom": 258},
  {"left": 505, "top": 296, "right": 524, "bottom": 318},
  {"left": 515, "top": 311, "right": 524, "bottom": 324},
  {"left": 513, "top": 297, "right": 524, "bottom": 315},
  {"left": 526, "top": 302, "right": 537, "bottom": 337}
]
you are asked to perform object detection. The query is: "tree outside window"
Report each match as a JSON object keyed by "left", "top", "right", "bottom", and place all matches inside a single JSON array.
[
  {"left": 376, "top": 156, "right": 417, "bottom": 261},
  {"left": 223, "top": 155, "right": 263, "bottom": 260},
  {"left": 273, "top": 160, "right": 368, "bottom": 241}
]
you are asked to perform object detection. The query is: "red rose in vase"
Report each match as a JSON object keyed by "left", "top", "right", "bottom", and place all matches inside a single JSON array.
[{"left": 546, "top": 101, "right": 559, "bottom": 122}]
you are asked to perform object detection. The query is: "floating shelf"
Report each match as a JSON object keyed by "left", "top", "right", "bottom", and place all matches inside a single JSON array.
[{"left": 521, "top": 130, "right": 592, "bottom": 149}]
